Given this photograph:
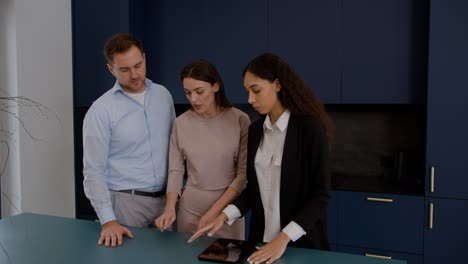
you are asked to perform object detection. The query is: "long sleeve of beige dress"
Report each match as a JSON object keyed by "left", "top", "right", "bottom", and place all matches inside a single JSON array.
[{"left": 166, "top": 107, "right": 250, "bottom": 240}]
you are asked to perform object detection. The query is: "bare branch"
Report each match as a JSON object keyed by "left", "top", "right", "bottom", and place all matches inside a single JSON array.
[{"left": 0, "top": 108, "right": 40, "bottom": 142}]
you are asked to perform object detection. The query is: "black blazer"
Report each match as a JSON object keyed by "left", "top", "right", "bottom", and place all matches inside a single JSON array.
[{"left": 233, "top": 114, "right": 331, "bottom": 250}]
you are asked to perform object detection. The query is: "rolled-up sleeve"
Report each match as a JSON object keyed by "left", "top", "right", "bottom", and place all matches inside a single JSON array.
[
  {"left": 82, "top": 106, "right": 114, "bottom": 224},
  {"left": 229, "top": 114, "right": 250, "bottom": 192}
]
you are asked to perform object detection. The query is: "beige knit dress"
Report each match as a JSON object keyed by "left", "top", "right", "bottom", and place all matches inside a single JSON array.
[{"left": 166, "top": 107, "right": 250, "bottom": 240}]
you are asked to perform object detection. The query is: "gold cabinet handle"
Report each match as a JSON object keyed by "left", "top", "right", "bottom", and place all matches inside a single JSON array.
[
  {"left": 429, "top": 202, "right": 434, "bottom": 229},
  {"left": 365, "top": 253, "right": 392, "bottom": 260},
  {"left": 366, "top": 197, "right": 393, "bottom": 203},
  {"left": 430, "top": 166, "right": 435, "bottom": 192}
]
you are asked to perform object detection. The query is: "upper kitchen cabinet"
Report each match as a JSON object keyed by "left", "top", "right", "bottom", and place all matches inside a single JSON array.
[
  {"left": 72, "top": 0, "right": 131, "bottom": 107},
  {"left": 145, "top": 0, "right": 268, "bottom": 104},
  {"left": 425, "top": 0, "right": 468, "bottom": 199},
  {"left": 341, "top": 0, "right": 428, "bottom": 104},
  {"left": 269, "top": 0, "right": 341, "bottom": 104}
]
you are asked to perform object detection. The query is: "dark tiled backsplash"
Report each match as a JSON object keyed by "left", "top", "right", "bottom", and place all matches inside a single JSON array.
[{"left": 327, "top": 106, "right": 426, "bottom": 195}]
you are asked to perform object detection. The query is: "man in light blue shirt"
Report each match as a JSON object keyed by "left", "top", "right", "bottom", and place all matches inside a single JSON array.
[{"left": 83, "top": 33, "right": 175, "bottom": 247}]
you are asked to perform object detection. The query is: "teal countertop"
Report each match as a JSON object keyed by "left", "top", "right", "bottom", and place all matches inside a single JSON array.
[{"left": 0, "top": 213, "right": 405, "bottom": 264}]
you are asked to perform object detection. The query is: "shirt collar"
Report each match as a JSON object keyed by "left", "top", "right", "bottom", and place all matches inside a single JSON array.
[
  {"left": 263, "top": 109, "right": 291, "bottom": 132},
  {"left": 112, "top": 78, "right": 152, "bottom": 94}
]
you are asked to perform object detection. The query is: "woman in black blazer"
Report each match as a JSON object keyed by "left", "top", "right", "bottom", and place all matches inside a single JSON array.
[{"left": 189, "top": 53, "right": 333, "bottom": 264}]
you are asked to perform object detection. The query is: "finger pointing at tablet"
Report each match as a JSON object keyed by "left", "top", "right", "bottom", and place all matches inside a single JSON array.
[{"left": 188, "top": 213, "right": 228, "bottom": 243}]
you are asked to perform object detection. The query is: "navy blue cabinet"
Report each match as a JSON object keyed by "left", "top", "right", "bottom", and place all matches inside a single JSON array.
[
  {"left": 424, "top": 2, "right": 468, "bottom": 263},
  {"left": 72, "top": 0, "right": 131, "bottom": 107},
  {"left": 330, "top": 190, "right": 425, "bottom": 263},
  {"left": 72, "top": 0, "right": 428, "bottom": 106},
  {"left": 268, "top": 0, "right": 341, "bottom": 104},
  {"left": 341, "top": 0, "right": 428, "bottom": 104},
  {"left": 144, "top": 0, "right": 268, "bottom": 104},
  {"left": 338, "top": 192, "right": 424, "bottom": 254},
  {"left": 424, "top": 198, "right": 468, "bottom": 264},
  {"left": 425, "top": 0, "right": 468, "bottom": 200},
  {"left": 269, "top": 0, "right": 427, "bottom": 104},
  {"left": 327, "top": 191, "right": 339, "bottom": 245}
]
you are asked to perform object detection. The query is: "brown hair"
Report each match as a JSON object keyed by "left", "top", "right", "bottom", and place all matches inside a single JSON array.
[
  {"left": 103, "top": 33, "right": 143, "bottom": 64},
  {"left": 180, "top": 59, "right": 231, "bottom": 110},
  {"left": 243, "top": 53, "right": 334, "bottom": 143}
]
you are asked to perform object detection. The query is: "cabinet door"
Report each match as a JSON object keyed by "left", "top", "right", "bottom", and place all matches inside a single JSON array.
[
  {"left": 268, "top": 0, "right": 341, "bottom": 104},
  {"left": 327, "top": 190, "right": 339, "bottom": 245},
  {"left": 424, "top": 198, "right": 468, "bottom": 264},
  {"left": 341, "top": 0, "right": 428, "bottom": 104},
  {"left": 145, "top": 0, "right": 268, "bottom": 104},
  {"left": 425, "top": 0, "right": 468, "bottom": 199},
  {"left": 73, "top": 0, "right": 131, "bottom": 107},
  {"left": 338, "top": 192, "right": 424, "bottom": 254}
]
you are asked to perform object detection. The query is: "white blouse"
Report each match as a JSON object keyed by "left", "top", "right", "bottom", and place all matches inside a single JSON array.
[{"left": 224, "top": 110, "right": 306, "bottom": 242}]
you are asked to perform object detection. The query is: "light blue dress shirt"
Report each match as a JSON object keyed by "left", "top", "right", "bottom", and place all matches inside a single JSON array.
[{"left": 82, "top": 78, "right": 175, "bottom": 224}]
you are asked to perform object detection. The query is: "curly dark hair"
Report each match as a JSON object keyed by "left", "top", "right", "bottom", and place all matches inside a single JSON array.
[
  {"left": 180, "top": 59, "right": 231, "bottom": 110},
  {"left": 243, "top": 53, "right": 333, "bottom": 143},
  {"left": 103, "top": 33, "right": 143, "bottom": 64}
]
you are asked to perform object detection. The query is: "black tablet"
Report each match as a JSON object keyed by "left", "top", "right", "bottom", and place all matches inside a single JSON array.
[{"left": 198, "top": 238, "right": 256, "bottom": 264}]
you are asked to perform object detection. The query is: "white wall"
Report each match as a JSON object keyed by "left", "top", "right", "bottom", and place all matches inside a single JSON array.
[
  {"left": 0, "top": 0, "right": 75, "bottom": 218},
  {"left": 0, "top": 0, "right": 22, "bottom": 217}
]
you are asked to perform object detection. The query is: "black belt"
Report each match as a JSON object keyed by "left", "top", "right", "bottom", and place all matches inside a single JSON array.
[{"left": 117, "top": 189, "right": 166, "bottom": 198}]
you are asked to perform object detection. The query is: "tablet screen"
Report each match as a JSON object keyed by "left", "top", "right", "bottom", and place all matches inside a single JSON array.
[{"left": 198, "top": 238, "right": 256, "bottom": 264}]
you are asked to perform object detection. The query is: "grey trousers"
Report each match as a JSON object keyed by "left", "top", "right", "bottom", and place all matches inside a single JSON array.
[{"left": 110, "top": 190, "right": 171, "bottom": 229}]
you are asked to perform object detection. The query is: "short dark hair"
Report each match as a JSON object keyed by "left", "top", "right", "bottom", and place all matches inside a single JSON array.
[
  {"left": 180, "top": 59, "right": 231, "bottom": 110},
  {"left": 243, "top": 53, "right": 334, "bottom": 143},
  {"left": 103, "top": 33, "right": 143, "bottom": 64}
]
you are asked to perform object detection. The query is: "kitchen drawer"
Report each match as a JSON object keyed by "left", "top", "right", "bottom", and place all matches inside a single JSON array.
[
  {"left": 338, "top": 191, "right": 424, "bottom": 254},
  {"left": 337, "top": 245, "right": 422, "bottom": 264}
]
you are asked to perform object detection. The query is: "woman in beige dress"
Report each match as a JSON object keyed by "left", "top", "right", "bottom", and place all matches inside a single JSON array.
[{"left": 155, "top": 59, "right": 250, "bottom": 240}]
